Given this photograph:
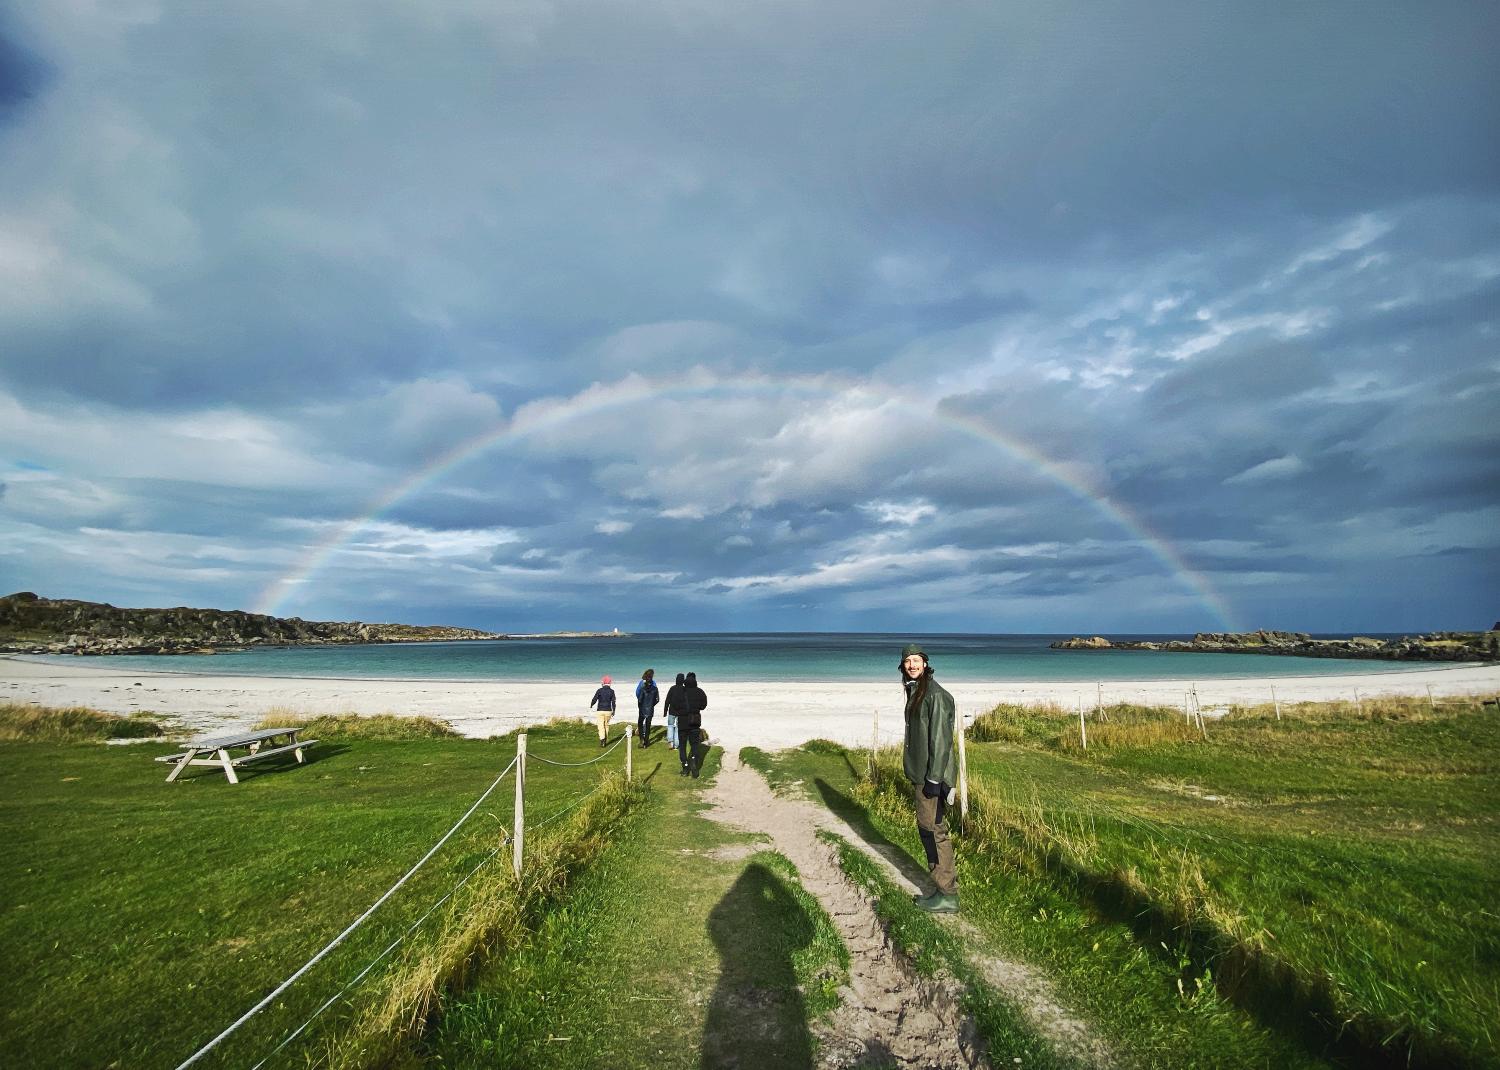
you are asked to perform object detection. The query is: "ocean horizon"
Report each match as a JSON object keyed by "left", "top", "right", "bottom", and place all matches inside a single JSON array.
[{"left": 38, "top": 632, "right": 1426, "bottom": 685}]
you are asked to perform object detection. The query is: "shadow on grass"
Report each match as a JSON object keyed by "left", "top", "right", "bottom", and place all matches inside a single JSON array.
[
  {"left": 811, "top": 777, "right": 928, "bottom": 888},
  {"left": 978, "top": 822, "right": 1473, "bottom": 1069},
  {"left": 703, "top": 862, "right": 814, "bottom": 1069}
]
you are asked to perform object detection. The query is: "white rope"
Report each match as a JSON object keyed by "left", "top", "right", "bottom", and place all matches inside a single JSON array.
[
  {"left": 174, "top": 755, "right": 519, "bottom": 1070},
  {"left": 530, "top": 735, "right": 625, "bottom": 766},
  {"left": 248, "top": 834, "right": 510, "bottom": 1070}
]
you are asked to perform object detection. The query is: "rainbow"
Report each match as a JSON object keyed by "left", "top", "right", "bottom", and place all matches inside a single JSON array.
[{"left": 254, "top": 372, "right": 1237, "bottom": 629}]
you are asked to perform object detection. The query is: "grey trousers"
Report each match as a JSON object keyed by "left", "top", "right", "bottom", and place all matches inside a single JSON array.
[{"left": 914, "top": 785, "right": 957, "bottom": 895}]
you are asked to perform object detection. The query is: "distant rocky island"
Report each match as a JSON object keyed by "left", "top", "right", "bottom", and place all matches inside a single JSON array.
[
  {"left": 1050, "top": 629, "right": 1500, "bottom": 662},
  {"left": 0, "top": 592, "right": 512, "bottom": 656}
]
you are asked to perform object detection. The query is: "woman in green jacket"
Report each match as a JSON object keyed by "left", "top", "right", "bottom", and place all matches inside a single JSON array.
[{"left": 900, "top": 643, "right": 959, "bottom": 913}]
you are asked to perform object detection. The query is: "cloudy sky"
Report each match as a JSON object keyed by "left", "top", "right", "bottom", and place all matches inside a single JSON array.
[{"left": 1, "top": 2, "right": 1496, "bottom": 634}]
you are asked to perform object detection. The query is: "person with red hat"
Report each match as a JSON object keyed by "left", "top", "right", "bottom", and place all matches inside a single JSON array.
[{"left": 589, "top": 675, "right": 617, "bottom": 747}]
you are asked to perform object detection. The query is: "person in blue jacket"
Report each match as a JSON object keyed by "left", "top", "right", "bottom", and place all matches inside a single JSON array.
[
  {"left": 635, "top": 668, "right": 660, "bottom": 746},
  {"left": 589, "top": 675, "right": 616, "bottom": 747}
]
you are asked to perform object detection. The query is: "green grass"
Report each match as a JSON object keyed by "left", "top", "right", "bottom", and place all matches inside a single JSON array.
[
  {"left": 0, "top": 700, "right": 169, "bottom": 741},
  {"left": 254, "top": 709, "right": 463, "bottom": 740},
  {"left": 424, "top": 742, "right": 852, "bottom": 1069},
  {"left": 916, "top": 697, "right": 1496, "bottom": 1067},
  {"left": 0, "top": 711, "right": 645, "bottom": 1069},
  {"left": 951, "top": 702, "right": 1500, "bottom": 1066}
]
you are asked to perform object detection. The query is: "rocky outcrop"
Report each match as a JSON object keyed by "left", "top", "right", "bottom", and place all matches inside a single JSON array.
[
  {"left": 1049, "top": 627, "right": 1499, "bottom": 662},
  {"left": 0, "top": 592, "right": 506, "bottom": 656},
  {"left": 1051, "top": 636, "right": 1115, "bottom": 649}
]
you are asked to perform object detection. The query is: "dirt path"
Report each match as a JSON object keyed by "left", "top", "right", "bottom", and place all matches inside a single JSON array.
[{"left": 702, "top": 750, "right": 1112, "bottom": 1070}]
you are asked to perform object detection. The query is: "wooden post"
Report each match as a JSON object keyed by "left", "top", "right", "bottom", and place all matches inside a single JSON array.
[
  {"left": 1077, "top": 696, "right": 1088, "bottom": 750},
  {"left": 625, "top": 723, "right": 633, "bottom": 781},
  {"left": 1354, "top": 688, "right": 1362, "bottom": 717},
  {"left": 1271, "top": 684, "right": 1281, "bottom": 721},
  {"left": 513, "top": 733, "right": 527, "bottom": 880},
  {"left": 955, "top": 709, "right": 969, "bottom": 822},
  {"left": 1094, "top": 682, "right": 1101, "bottom": 722},
  {"left": 870, "top": 708, "right": 879, "bottom": 780},
  {"left": 1184, "top": 692, "right": 1191, "bottom": 724},
  {"left": 1426, "top": 684, "right": 1435, "bottom": 713}
]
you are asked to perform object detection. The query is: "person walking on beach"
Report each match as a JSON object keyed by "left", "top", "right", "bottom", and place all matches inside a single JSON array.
[
  {"left": 590, "top": 675, "right": 616, "bottom": 747},
  {"left": 663, "top": 671, "right": 685, "bottom": 751},
  {"left": 900, "top": 643, "right": 960, "bottom": 913},
  {"left": 677, "top": 671, "right": 708, "bottom": 777},
  {"left": 635, "top": 668, "right": 660, "bottom": 746}
]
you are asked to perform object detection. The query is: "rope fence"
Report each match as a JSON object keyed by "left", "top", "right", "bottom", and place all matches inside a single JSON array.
[{"left": 176, "top": 723, "right": 643, "bottom": 1070}]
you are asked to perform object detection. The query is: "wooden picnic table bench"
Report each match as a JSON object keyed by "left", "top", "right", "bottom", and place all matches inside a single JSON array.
[{"left": 155, "top": 727, "right": 318, "bottom": 784}]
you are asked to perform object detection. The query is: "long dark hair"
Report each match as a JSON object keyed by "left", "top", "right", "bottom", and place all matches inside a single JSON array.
[
  {"left": 642, "top": 668, "right": 654, "bottom": 681},
  {"left": 903, "top": 664, "right": 934, "bottom": 712}
]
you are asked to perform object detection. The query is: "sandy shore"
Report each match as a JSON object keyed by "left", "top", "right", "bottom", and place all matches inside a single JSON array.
[{"left": 4, "top": 654, "right": 1497, "bottom": 750}]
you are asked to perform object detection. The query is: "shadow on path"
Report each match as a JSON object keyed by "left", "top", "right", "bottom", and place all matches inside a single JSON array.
[
  {"left": 811, "top": 777, "right": 928, "bottom": 888},
  {"left": 702, "top": 862, "right": 815, "bottom": 1069}
]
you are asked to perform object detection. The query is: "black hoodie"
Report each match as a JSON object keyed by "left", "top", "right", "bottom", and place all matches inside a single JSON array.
[
  {"left": 663, "top": 673, "right": 687, "bottom": 717},
  {"left": 679, "top": 671, "right": 708, "bottom": 729}
]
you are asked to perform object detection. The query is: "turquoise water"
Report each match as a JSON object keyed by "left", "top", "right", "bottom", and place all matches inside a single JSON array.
[{"left": 48, "top": 633, "right": 1416, "bottom": 684}]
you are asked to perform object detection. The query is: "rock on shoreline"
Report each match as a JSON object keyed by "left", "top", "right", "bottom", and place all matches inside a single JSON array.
[
  {"left": 1050, "top": 629, "right": 1499, "bottom": 662},
  {"left": 0, "top": 592, "right": 507, "bottom": 656}
]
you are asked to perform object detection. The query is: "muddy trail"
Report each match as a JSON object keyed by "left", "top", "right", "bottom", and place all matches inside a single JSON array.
[{"left": 701, "top": 751, "right": 1111, "bottom": 1070}]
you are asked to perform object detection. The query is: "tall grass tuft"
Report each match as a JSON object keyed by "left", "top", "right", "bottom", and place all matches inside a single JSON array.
[
  {"left": 318, "top": 771, "right": 646, "bottom": 1068},
  {"left": 253, "top": 710, "right": 460, "bottom": 740},
  {"left": 0, "top": 702, "right": 167, "bottom": 742}
]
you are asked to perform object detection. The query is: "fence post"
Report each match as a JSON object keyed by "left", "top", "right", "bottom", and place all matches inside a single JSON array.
[
  {"left": 1426, "top": 684, "right": 1435, "bottom": 713},
  {"left": 625, "top": 723, "right": 633, "bottom": 782},
  {"left": 1271, "top": 684, "right": 1281, "bottom": 721},
  {"left": 513, "top": 732, "right": 527, "bottom": 880},
  {"left": 870, "top": 708, "right": 879, "bottom": 780},
  {"left": 1077, "top": 695, "right": 1088, "bottom": 750},
  {"left": 1354, "top": 688, "right": 1362, "bottom": 717},
  {"left": 955, "top": 709, "right": 969, "bottom": 822}
]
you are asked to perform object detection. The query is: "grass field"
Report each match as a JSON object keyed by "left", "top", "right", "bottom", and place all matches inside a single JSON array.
[
  {"left": 5, "top": 696, "right": 1495, "bottom": 1068},
  {"left": 423, "top": 744, "right": 854, "bottom": 1069},
  {"left": 0, "top": 705, "right": 645, "bottom": 1069},
  {"left": 748, "top": 697, "right": 1499, "bottom": 1068}
]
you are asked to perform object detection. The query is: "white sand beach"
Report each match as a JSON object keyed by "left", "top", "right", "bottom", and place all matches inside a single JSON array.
[{"left": 4, "top": 654, "right": 1497, "bottom": 751}]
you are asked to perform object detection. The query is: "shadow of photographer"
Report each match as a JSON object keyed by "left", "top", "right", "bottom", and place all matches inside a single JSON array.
[{"left": 702, "top": 861, "right": 816, "bottom": 1069}]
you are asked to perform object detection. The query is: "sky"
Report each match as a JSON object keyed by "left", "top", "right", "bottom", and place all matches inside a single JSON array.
[{"left": 1, "top": 2, "right": 1497, "bottom": 635}]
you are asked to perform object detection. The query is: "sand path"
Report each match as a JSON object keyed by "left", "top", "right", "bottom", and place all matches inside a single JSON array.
[{"left": 704, "top": 750, "right": 1110, "bottom": 1069}]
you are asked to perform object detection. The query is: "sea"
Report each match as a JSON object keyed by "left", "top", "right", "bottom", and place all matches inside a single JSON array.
[{"left": 47, "top": 633, "right": 1417, "bottom": 684}]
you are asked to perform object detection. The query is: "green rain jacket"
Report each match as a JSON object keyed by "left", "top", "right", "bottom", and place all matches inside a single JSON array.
[{"left": 902, "top": 672, "right": 958, "bottom": 786}]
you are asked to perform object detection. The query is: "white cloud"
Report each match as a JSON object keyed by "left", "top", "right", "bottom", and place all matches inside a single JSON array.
[{"left": 1224, "top": 455, "right": 1307, "bottom": 485}]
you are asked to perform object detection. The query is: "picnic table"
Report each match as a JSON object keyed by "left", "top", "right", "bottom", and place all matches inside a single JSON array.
[{"left": 155, "top": 727, "right": 318, "bottom": 784}]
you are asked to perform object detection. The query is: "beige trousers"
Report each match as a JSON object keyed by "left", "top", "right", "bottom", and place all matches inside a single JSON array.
[
  {"left": 914, "top": 785, "right": 957, "bottom": 895},
  {"left": 595, "top": 709, "right": 612, "bottom": 741}
]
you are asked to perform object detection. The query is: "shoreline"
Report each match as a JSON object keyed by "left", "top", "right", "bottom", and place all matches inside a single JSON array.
[{"left": 5, "top": 655, "right": 1498, "bottom": 751}]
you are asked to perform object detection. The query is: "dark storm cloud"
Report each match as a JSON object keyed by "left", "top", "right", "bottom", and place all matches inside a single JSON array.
[{"left": 1, "top": 2, "right": 1495, "bottom": 631}]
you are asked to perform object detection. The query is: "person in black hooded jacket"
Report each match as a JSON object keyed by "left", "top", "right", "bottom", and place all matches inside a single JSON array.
[
  {"left": 677, "top": 671, "right": 708, "bottom": 777},
  {"left": 663, "top": 672, "right": 686, "bottom": 750}
]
